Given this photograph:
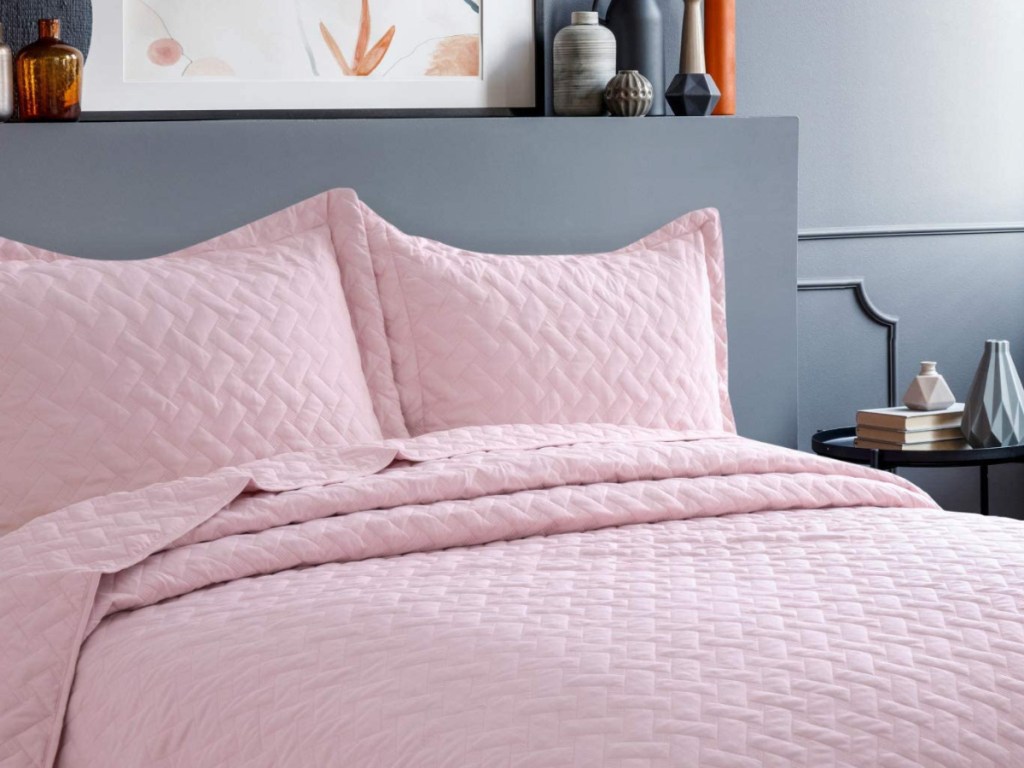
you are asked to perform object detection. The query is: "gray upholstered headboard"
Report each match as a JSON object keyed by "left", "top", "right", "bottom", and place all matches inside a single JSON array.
[{"left": 0, "top": 117, "right": 798, "bottom": 445}]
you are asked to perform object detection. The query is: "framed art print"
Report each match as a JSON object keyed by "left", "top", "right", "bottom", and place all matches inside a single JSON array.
[{"left": 84, "top": 0, "right": 537, "bottom": 114}]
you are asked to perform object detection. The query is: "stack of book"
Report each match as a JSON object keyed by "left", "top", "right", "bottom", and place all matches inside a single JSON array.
[{"left": 855, "top": 403, "right": 968, "bottom": 450}]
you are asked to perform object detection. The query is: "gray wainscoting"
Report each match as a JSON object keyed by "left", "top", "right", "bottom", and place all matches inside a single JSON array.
[
  {"left": 798, "top": 231, "right": 1024, "bottom": 517},
  {"left": 739, "top": 0, "right": 1024, "bottom": 518}
]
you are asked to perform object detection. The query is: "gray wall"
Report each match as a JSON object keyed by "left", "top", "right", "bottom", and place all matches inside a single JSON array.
[{"left": 738, "top": 0, "right": 1024, "bottom": 516}]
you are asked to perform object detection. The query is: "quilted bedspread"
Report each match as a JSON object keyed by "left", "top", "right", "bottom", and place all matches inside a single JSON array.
[{"left": 2, "top": 425, "right": 1023, "bottom": 768}]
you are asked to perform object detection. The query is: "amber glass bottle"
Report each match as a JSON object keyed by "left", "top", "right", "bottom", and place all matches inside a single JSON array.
[{"left": 15, "top": 19, "right": 83, "bottom": 121}]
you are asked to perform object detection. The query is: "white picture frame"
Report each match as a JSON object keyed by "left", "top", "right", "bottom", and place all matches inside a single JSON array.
[{"left": 84, "top": 1, "right": 537, "bottom": 114}]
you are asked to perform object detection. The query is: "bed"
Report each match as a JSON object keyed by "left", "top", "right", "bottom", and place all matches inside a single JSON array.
[
  {"left": 11, "top": 421, "right": 1021, "bottom": 768},
  {"left": 2, "top": 120, "right": 1023, "bottom": 768}
]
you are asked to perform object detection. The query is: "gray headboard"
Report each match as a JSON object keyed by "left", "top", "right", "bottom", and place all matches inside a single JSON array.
[{"left": 0, "top": 117, "right": 798, "bottom": 445}]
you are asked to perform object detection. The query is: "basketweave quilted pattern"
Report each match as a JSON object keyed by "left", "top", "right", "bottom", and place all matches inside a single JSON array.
[
  {"left": 63, "top": 508, "right": 1024, "bottom": 768},
  {"left": 0, "top": 189, "right": 409, "bottom": 439},
  {"left": 0, "top": 225, "right": 381, "bottom": 532},
  {"left": 0, "top": 238, "right": 65, "bottom": 262},
  {"left": 8, "top": 426, "right": 1024, "bottom": 768},
  {"left": 173, "top": 189, "right": 409, "bottom": 438},
  {"left": 360, "top": 204, "right": 734, "bottom": 436},
  {"left": 1, "top": 192, "right": 732, "bottom": 442}
]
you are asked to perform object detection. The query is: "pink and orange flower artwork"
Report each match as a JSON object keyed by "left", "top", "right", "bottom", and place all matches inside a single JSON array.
[{"left": 125, "top": 0, "right": 481, "bottom": 82}]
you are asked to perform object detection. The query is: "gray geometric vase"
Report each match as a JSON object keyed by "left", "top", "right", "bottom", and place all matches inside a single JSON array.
[{"left": 962, "top": 340, "right": 1024, "bottom": 448}]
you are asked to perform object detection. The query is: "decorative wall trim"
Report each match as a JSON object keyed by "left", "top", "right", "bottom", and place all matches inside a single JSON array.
[
  {"left": 798, "top": 278, "right": 899, "bottom": 407},
  {"left": 798, "top": 223, "right": 1024, "bottom": 241}
]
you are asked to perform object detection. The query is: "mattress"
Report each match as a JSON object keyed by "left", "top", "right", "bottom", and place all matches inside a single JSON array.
[{"left": 2, "top": 425, "right": 1022, "bottom": 768}]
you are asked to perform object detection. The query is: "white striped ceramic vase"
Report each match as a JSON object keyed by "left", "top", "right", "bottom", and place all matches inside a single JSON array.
[{"left": 553, "top": 12, "right": 616, "bottom": 116}]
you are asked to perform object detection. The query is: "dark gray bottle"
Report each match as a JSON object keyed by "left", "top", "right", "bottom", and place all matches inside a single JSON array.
[{"left": 593, "top": 0, "right": 665, "bottom": 116}]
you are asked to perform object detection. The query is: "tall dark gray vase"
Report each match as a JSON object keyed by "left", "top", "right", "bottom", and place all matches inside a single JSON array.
[
  {"left": 962, "top": 340, "right": 1024, "bottom": 448},
  {"left": 593, "top": 0, "right": 665, "bottom": 116}
]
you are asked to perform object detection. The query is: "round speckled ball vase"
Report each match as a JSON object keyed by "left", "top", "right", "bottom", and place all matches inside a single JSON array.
[
  {"left": 553, "top": 11, "right": 616, "bottom": 117},
  {"left": 604, "top": 69, "right": 653, "bottom": 117}
]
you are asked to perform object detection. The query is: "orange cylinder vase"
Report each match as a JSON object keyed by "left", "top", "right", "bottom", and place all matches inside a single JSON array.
[
  {"left": 705, "top": 0, "right": 735, "bottom": 115},
  {"left": 15, "top": 19, "right": 83, "bottom": 122}
]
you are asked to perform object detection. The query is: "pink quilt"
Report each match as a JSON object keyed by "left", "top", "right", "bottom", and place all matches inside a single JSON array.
[{"left": 3, "top": 426, "right": 1023, "bottom": 768}]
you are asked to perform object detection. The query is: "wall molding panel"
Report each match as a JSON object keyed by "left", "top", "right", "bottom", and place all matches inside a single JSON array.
[
  {"left": 796, "top": 231, "right": 1024, "bottom": 516},
  {"left": 797, "top": 278, "right": 900, "bottom": 408},
  {"left": 798, "top": 223, "right": 1024, "bottom": 242}
]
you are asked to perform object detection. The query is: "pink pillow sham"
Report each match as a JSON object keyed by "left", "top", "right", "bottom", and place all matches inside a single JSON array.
[
  {"left": 0, "top": 225, "right": 381, "bottom": 533},
  {"left": 170, "top": 190, "right": 409, "bottom": 439},
  {"left": 358, "top": 204, "right": 735, "bottom": 436},
  {"left": 1, "top": 189, "right": 735, "bottom": 534}
]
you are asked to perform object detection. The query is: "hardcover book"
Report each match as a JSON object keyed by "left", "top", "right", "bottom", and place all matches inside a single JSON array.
[
  {"left": 854, "top": 437, "right": 969, "bottom": 451},
  {"left": 856, "top": 403, "right": 964, "bottom": 430},
  {"left": 855, "top": 426, "right": 965, "bottom": 444}
]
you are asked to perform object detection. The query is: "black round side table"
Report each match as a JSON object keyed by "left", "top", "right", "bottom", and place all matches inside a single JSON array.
[{"left": 811, "top": 427, "right": 1024, "bottom": 516}]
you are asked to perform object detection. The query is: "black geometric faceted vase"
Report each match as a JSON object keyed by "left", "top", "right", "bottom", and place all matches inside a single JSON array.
[
  {"left": 666, "top": 73, "right": 720, "bottom": 117},
  {"left": 667, "top": 0, "right": 720, "bottom": 116}
]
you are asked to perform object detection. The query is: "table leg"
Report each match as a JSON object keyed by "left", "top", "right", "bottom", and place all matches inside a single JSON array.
[{"left": 980, "top": 464, "right": 990, "bottom": 516}]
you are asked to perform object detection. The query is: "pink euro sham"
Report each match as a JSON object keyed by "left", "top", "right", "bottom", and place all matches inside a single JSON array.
[
  {"left": 359, "top": 204, "right": 734, "bottom": 436},
  {"left": 0, "top": 189, "right": 735, "bottom": 533},
  {"left": 0, "top": 225, "right": 381, "bottom": 534}
]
